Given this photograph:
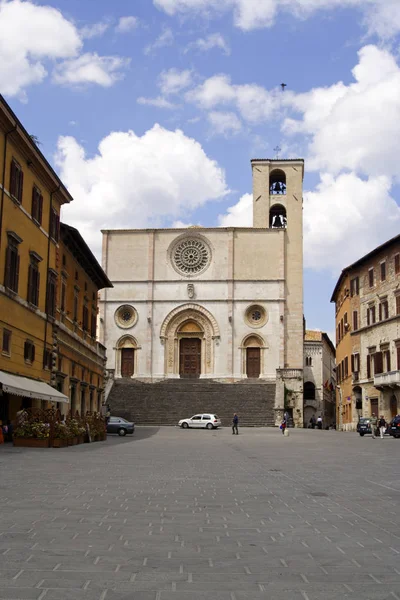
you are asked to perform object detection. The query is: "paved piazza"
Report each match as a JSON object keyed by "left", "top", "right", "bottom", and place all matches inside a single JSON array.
[{"left": 1, "top": 427, "right": 399, "bottom": 600}]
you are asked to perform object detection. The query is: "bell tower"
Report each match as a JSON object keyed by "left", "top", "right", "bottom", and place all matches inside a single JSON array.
[{"left": 251, "top": 158, "right": 304, "bottom": 424}]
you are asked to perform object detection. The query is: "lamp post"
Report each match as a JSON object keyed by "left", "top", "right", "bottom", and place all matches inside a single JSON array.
[{"left": 336, "top": 385, "right": 343, "bottom": 431}]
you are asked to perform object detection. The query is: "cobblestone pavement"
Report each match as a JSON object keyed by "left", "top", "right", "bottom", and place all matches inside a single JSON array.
[{"left": 1, "top": 427, "right": 399, "bottom": 600}]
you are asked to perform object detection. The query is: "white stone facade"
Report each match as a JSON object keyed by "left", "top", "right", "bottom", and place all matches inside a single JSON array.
[
  {"left": 303, "top": 331, "right": 336, "bottom": 427},
  {"left": 99, "top": 159, "right": 305, "bottom": 425}
]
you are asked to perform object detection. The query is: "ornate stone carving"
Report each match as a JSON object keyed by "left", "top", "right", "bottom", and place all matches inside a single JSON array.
[{"left": 187, "top": 283, "right": 195, "bottom": 299}]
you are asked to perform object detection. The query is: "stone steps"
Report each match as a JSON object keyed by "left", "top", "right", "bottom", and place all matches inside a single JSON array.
[{"left": 107, "top": 378, "right": 276, "bottom": 427}]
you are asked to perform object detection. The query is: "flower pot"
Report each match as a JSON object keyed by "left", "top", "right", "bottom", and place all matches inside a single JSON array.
[
  {"left": 52, "top": 438, "right": 68, "bottom": 448},
  {"left": 78, "top": 435, "right": 85, "bottom": 444},
  {"left": 72, "top": 436, "right": 78, "bottom": 445},
  {"left": 67, "top": 438, "right": 73, "bottom": 446},
  {"left": 14, "top": 438, "right": 49, "bottom": 448}
]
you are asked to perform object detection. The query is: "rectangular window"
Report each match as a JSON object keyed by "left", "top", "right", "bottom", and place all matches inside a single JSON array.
[
  {"left": 395, "top": 254, "right": 400, "bottom": 275},
  {"left": 91, "top": 313, "right": 97, "bottom": 338},
  {"left": 10, "top": 159, "right": 24, "bottom": 203},
  {"left": 2, "top": 329, "right": 11, "bottom": 355},
  {"left": 31, "top": 186, "right": 43, "bottom": 225},
  {"left": 43, "top": 348, "right": 52, "bottom": 370},
  {"left": 344, "top": 356, "right": 348, "bottom": 378},
  {"left": 73, "top": 291, "right": 79, "bottom": 322},
  {"left": 49, "top": 208, "right": 60, "bottom": 242},
  {"left": 82, "top": 304, "right": 89, "bottom": 332},
  {"left": 367, "top": 355, "right": 371, "bottom": 379},
  {"left": 371, "top": 305, "right": 376, "bottom": 323},
  {"left": 353, "top": 310, "right": 358, "bottom": 331},
  {"left": 4, "top": 234, "right": 21, "bottom": 293},
  {"left": 46, "top": 271, "right": 57, "bottom": 318},
  {"left": 396, "top": 295, "right": 400, "bottom": 316},
  {"left": 351, "top": 354, "right": 354, "bottom": 373},
  {"left": 374, "top": 351, "right": 383, "bottom": 375},
  {"left": 27, "top": 254, "right": 40, "bottom": 306},
  {"left": 380, "top": 261, "right": 386, "bottom": 282},
  {"left": 397, "top": 346, "right": 400, "bottom": 370},
  {"left": 24, "top": 340, "right": 35, "bottom": 363},
  {"left": 61, "top": 280, "right": 66, "bottom": 312},
  {"left": 383, "top": 300, "right": 389, "bottom": 320},
  {"left": 350, "top": 277, "right": 359, "bottom": 297},
  {"left": 367, "top": 307, "right": 370, "bottom": 326},
  {"left": 354, "top": 353, "right": 360, "bottom": 372},
  {"left": 368, "top": 268, "right": 374, "bottom": 288},
  {"left": 385, "top": 350, "right": 391, "bottom": 372}
]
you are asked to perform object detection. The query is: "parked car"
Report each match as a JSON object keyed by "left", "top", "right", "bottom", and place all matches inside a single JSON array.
[
  {"left": 178, "top": 413, "right": 221, "bottom": 429},
  {"left": 106, "top": 416, "right": 134, "bottom": 436},
  {"left": 357, "top": 417, "right": 373, "bottom": 436},
  {"left": 388, "top": 416, "right": 400, "bottom": 438}
]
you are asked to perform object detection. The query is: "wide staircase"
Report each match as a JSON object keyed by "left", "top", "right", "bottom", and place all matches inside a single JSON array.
[{"left": 106, "top": 378, "right": 276, "bottom": 427}]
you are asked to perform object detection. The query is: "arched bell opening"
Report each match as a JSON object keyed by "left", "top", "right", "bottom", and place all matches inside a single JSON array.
[
  {"left": 269, "top": 204, "right": 287, "bottom": 229},
  {"left": 269, "top": 169, "right": 286, "bottom": 195}
]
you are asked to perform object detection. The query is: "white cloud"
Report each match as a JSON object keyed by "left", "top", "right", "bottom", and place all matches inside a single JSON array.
[
  {"left": 303, "top": 172, "right": 400, "bottom": 271},
  {"left": 283, "top": 45, "right": 400, "bottom": 179},
  {"left": 53, "top": 53, "right": 130, "bottom": 88},
  {"left": 218, "top": 193, "right": 253, "bottom": 227},
  {"left": 153, "top": 0, "right": 400, "bottom": 37},
  {"left": 137, "top": 96, "right": 177, "bottom": 109},
  {"left": 171, "top": 220, "right": 196, "bottom": 227},
  {"left": 186, "top": 74, "right": 281, "bottom": 123},
  {"left": 185, "top": 33, "right": 230, "bottom": 55},
  {"left": 115, "top": 16, "right": 139, "bottom": 33},
  {"left": 0, "top": 0, "right": 129, "bottom": 98},
  {"left": 0, "top": 0, "right": 81, "bottom": 97},
  {"left": 158, "top": 68, "right": 193, "bottom": 95},
  {"left": 57, "top": 125, "right": 229, "bottom": 254},
  {"left": 144, "top": 27, "right": 174, "bottom": 55},
  {"left": 207, "top": 111, "right": 242, "bottom": 136},
  {"left": 80, "top": 21, "right": 109, "bottom": 39}
]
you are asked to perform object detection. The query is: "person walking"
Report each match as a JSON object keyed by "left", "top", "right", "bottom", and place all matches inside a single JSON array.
[
  {"left": 378, "top": 415, "right": 386, "bottom": 439},
  {"left": 370, "top": 413, "right": 377, "bottom": 439},
  {"left": 317, "top": 415, "right": 323, "bottom": 430},
  {"left": 232, "top": 413, "right": 239, "bottom": 435},
  {"left": 310, "top": 415, "right": 316, "bottom": 429},
  {"left": 280, "top": 419, "right": 286, "bottom": 435}
]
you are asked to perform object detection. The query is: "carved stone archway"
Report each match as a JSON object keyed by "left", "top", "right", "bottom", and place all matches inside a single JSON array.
[
  {"left": 115, "top": 335, "right": 141, "bottom": 378},
  {"left": 239, "top": 334, "right": 268, "bottom": 378},
  {"left": 160, "top": 304, "right": 220, "bottom": 377}
]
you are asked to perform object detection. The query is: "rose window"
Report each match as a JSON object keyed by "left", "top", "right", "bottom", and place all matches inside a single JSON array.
[
  {"left": 251, "top": 310, "right": 262, "bottom": 322},
  {"left": 245, "top": 305, "right": 267, "bottom": 328},
  {"left": 115, "top": 305, "right": 137, "bottom": 329},
  {"left": 172, "top": 238, "right": 210, "bottom": 275}
]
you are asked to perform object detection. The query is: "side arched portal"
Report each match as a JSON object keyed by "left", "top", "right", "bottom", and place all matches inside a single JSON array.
[
  {"left": 240, "top": 334, "right": 267, "bottom": 379},
  {"left": 116, "top": 335, "right": 140, "bottom": 378},
  {"left": 160, "top": 304, "right": 220, "bottom": 378}
]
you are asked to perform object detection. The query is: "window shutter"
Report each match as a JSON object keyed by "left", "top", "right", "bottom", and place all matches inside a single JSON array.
[
  {"left": 10, "top": 160, "right": 16, "bottom": 197},
  {"left": 18, "top": 168, "right": 24, "bottom": 203},
  {"left": 36, "top": 271, "right": 40, "bottom": 306},
  {"left": 386, "top": 351, "right": 391, "bottom": 372},
  {"left": 32, "top": 188, "right": 37, "bottom": 219},
  {"left": 379, "top": 303, "right": 382, "bottom": 321},
  {"left": 4, "top": 246, "right": 11, "bottom": 287},
  {"left": 367, "top": 355, "right": 371, "bottom": 378},
  {"left": 27, "top": 264, "right": 32, "bottom": 303},
  {"left": 32, "top": 344, "right": 35, "bottom": 363},
  {"left": 55, "top": 213, "right": 60, "bottom": 241},
  {"left": 14, "top": 254, "right": 20, "bottom": 293},
  {"left": 39, "top": 194, "right": 43, "bottom": 224},
  {"left": 396, "top": 296, "right": 400, "bottom": 315},
  {"left": 351, "top": 354, "right": 354, "bottom": 373}
]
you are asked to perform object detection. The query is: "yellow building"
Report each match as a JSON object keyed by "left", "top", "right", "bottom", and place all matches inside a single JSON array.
[
  {"left": 331, "top": 272, "right": 353, "bottom": 429},
  {"left": 0, "top": 95, "right": 112, "bottom": 423}
]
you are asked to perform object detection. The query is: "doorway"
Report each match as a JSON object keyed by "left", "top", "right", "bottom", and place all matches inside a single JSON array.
[
  {"left": 121, "top": 348, "right": 135, "bottom": 377},
  {"left": 370, "top": 397, "right": 379, "bottom": 417},
  {"left": 246, "top": 347, "right": 261, "bottom": 378},
  {"left": 390, "top": 395, "right": 398, "bottom": 419},
  {"left": 179, "top": 338, "right": 201, "bottom": 378}
]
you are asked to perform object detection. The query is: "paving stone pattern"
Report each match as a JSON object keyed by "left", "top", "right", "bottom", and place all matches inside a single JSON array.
[{"left": 0, "top": 427, "right": 399, "bottom": 600}]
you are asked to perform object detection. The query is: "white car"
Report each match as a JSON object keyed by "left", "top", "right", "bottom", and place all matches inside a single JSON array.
[{"left": 179, "top": 413, "right": 221, "bottom": 429}]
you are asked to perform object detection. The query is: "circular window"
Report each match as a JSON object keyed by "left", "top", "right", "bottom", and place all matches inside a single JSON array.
[
  {"left": 171, "top": 237, "right": 211, "bottom": 276},
  {"left": 245, "top": 305, "right": 267, "bottom": 328},
  {"left": 115, "top": 305, "right": 137, "bottom": 329}
]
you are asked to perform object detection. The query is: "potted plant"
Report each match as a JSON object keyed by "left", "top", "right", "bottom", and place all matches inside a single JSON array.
[
  {"left": 52, "top": 422, "right": 69, "bottom": 448},
  {"left": 14, "top": 422, "right": 50, "bottom": 448}
]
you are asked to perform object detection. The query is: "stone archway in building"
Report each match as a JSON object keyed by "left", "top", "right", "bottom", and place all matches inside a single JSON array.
[
  {"left": 240, "top": 334, "right": 267, "bottom": 379},
  {"left": 390, "top": 394, "right": 398, "bottom": 419},
  {"left": 160, "top": 304, "right": 220, "bottom": 378},
  {"left": 116, "top": 335, "right": 140, "bottom": 378}
]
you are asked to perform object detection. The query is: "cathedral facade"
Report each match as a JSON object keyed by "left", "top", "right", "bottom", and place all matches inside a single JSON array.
[{"left": 99, "top": 159, "right": 305, "bottom": 426}]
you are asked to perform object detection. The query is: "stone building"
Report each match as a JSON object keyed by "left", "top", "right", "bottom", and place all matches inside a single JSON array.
[
  {"left": 0, "top": 94, "right": 111, "bottom": 423},
  {"left": 303, "top": 330, "right": 336, "bottom": 427},
  {"left": 331, "top": 234, "right": 400, "bottom": 431},
  {"left": 101, "top": 159, "right": 305, "bottom": 426}
]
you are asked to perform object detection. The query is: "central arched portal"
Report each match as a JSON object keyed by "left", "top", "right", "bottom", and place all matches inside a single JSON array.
[
  {"left": 160, "top": 304, "right": 220, "bottom": 378},
  {"left": 179, "top": 321, "right": 202, "bottom": 378}
]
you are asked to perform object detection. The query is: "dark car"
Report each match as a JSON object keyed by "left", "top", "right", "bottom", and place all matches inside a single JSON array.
[
  {"left": 388, "top": 416, "right": 400, "bottom": 438},
  {"left": 357, "top": 417, "right": 373, "bottom": 436},
  {"left": 106, "top": 416, "right": 134, "bottom": 436}
]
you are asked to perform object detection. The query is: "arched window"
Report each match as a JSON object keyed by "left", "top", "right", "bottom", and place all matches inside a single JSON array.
[
  {"left": 269, "top": 204, "right": 287, "bottom": 229},
  {"left": 269, "top": 169, "right": 286, "bottom": 195},
  {"left": 304, "top": 381, "right": 316, "bottom": 400}
]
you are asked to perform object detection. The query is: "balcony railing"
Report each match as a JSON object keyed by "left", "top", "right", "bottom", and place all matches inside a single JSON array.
[
  {"left": 277, "top": 368, "right": 303, "bottom": 379},
  {"left": 374, "top": 370, "right": 400, "bottom": 388}
]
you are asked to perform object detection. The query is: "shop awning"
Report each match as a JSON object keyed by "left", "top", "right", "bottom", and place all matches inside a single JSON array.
[{"left": 0, "top": 371, "right": 69, "bottom": 404}]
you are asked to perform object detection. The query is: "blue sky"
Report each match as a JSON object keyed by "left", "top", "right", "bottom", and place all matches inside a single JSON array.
[{"left": 2, "top": 0, "right": 400, "bottom": 340}]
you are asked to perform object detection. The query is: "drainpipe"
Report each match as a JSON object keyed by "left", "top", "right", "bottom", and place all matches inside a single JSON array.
[
  {"left": 0, "top": 125, "right": 17, "bottom": 254},
  {"left": 43, "top": 185, "right": 61, "bottom": 387}
]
